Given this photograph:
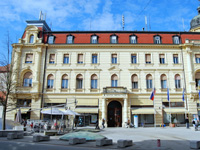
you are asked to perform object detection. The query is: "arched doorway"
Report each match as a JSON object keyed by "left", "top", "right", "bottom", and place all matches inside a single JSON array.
[{"left": 107, "top": 101, "right": 122, "bottom": 127}]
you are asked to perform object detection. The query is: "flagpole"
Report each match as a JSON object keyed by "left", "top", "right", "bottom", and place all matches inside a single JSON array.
[{"left": 154, "top": 99, "right": 156, "bottom": 129}]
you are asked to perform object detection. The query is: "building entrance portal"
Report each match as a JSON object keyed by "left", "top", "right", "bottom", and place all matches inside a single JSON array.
[{"left": 107, "top": 101, "right": 122, "bottom": 127}]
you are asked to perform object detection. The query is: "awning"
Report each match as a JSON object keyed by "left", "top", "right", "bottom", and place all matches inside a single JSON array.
[
  {"left": 75, "top": 108, "right": 98, "bottom": 114},
  {"left": 164, "top": 108, "right": 187, "bottom": 114},
  {"left": 132, "top": 108, "right": 155, "bottom": 114},
  {"left": 17, "top": 107, "right": 31, "bottom": 114}
]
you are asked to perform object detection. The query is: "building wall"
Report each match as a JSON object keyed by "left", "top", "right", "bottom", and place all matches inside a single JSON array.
[{"left": 7, "top": 24, "right": 200, "bottom": 127}]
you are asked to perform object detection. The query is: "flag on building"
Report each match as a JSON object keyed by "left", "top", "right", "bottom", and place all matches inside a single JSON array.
[
  {"left": 182, "top": 88, "right": 185, "bottom": 101},
  {"left": 150, "top": 88, "right": 156, "bottom": 101},
  {"left": 198, "top": 86, "right": 200, "bottom": 102},
  {"left": 167, "top": 87, "right": 170, "bottom": 102}
]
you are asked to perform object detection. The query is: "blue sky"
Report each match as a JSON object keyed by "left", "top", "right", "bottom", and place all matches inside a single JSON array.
[{"left": 0, "top": 0, "right": 199, "bottom": 60}]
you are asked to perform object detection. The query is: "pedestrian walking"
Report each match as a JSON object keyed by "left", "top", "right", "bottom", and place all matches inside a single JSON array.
[
  {"left": 185, "top": 114, "right": 189, "bottom": 129},
  {"left": 95, "top": 120, "right": 100, "bottom": 129},
  {"left": 102, "top": 118, "right": 105, "bottom": 129}
]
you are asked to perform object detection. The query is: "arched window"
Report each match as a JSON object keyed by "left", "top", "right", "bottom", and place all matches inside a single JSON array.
[
  {"left": 173, "top": 36, "right": 181, "bottom": 44},
  {"left": 91, "top": 74, "right": 98, "bottom": 89},
  {"left": 175, "top": 74, "right": 181, "bottom": 89},
  {"left": 161, "top": 74, "right": 167, "bottom": 89},
  {"left": 195, "top": 72, "right": 200, "bottom": 87},
  {"left": 29, "top": 35, "right": 34, "bottom": 43},
  {"left": 23, "top": 72, "right": 32, "bottom": 87},
  {"left": 76, "top": 74, "right": 83, "bottom": 89},
  {"left": 61, "top": 74, "right": 68, "bottom": 89},
  {"left": 132, "top": 74, "right": 138, "bottom": 89},
  {"left": 111, "top": 74, "right": 118, "bottom": 87},
  {"left": 47, "top": 74, "right": 54, "bottom": 89},
  {"left": 146, "top": 74, "right": 152, "bottom": 89}
]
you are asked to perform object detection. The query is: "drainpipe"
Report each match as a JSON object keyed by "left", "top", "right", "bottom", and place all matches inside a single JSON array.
[{"left": 40, "top": 31, "right": 48, "bottom": 119}]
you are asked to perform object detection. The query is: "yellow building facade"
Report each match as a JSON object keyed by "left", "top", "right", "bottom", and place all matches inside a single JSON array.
[{"left": 7, "top": 8, "right": 200, "bottom": 127}]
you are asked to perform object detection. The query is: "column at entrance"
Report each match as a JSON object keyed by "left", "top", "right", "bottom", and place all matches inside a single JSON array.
[
  {"left": 101, "top": 98, "right": 107, "bottom": 127},
  {"left": 123, "top": 98, "right": 128, "bottom": 127}
]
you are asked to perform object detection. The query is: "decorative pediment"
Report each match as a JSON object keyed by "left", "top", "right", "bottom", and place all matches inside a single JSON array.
[
  {"left": 108, "top": 66, "right": 122, "bottom": 71},
  {"left": 25, "top": 25, "right": 39, "bottom": 32}
]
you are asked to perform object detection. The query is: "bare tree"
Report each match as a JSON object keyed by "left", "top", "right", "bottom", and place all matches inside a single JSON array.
[{"left": 0, "top": 32, "right": 16, "bottom": 130}]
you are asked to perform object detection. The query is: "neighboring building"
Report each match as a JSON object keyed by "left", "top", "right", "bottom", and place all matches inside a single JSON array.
[{"left": 7, "top": 6, "right": 200, "bottom": 127}]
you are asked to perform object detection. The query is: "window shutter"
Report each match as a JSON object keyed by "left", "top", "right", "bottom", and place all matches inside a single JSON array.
[
  {"left": 48, "top": 75, "right": 54, "bottom": 80},
  {"left": 146, "top": 75, "right": 152, "bottom": 80},
  {"left": 196, "top": 54, "right": 200, "bottom": 58},
  {"left": 77, "top": 74, "right": 83, "bottom": 79},
  {"left": 161, "top": 75, "right": 167, "bottom": 80},
  {"left": 146, "top": 54, "right": 151, "bottom": 62},
  {"left": 50, "top": 54, "right": 55, "bottom": 61},
  {"left": 132, "top": 75, "right": 138, "bottom": 82},
  {"left": 24, "top": 72, "right": 32, "bottom": 79},
  {"left": 159, "top": 54, "right": 165, "bottom": 58},
  {"left": 91, "top": 75, "right": 98, "bottom": 80},
  {"left": 173, "top": 54, "right": 178, "bottom": 57},
  {"left": 112, "top": 54, "right": 117, "bottom": 58},
  {"left": 62, "top": 75, "right": 68, "bottom": 80},
  {"left": 175, "top": 75, "right": 181, "bottom": 80},
  {"left": 26, "top": 54, "right": 33, "bottom": 61},
  {"left": 78, "top": 54, "right": 83, "bottom": 62}
]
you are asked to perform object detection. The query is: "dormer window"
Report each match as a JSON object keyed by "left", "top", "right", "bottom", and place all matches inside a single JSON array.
[
  {"left": 173, "top": 36, "right": 181, "bottom": 44},
  {"left": 48, "top": 36, "right": 55, "bottom": 44},
  {"left": 91, "top": 35, "right": 98, "bottom": 44},
  {"left": 154, "top": 35, "right": 161, "bottom": 44},
  {"left": 130, "top": 35, "right": 137, "bottom": 44},
  {"left": 111, "top": 35, "right": 117, "bottom": 44},
  {"left": 67, "top": 35, "right": 74, "bottom": 44},
  {"left": 29, "top": 35, "right": 34, "bottom": 43}
]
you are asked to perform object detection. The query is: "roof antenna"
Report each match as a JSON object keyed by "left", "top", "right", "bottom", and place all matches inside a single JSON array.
[
  {"left": 145, "top": 16, "right": 148, "bottom": 31},
  {"left": 122, "top": 14, "right": 125, "bottom": 31},
  {"left": 39, "top": 11, "right": 43, "bottom": 20},
  {"left": 182, "top": 18, "right": 185, "bottom": 31}
]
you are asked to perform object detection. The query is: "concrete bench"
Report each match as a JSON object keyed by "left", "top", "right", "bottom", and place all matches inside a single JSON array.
[
  {"left": 190, "top": 140, "right": 200, "bottom": 149},
  {"left": 7, "top": 133, "right": 24, "bottom": 140},
  {"left": 117, "top": 139, "right": 132, "bottom": 148},
  {"left": 69, "top": 138, "right": 86, "bottom": 145},
  {"left": 96, "top": 139, "right": 113, "bottom": 146},
  {"left": 0, "top": 130, "right": 24, "bottom": 137},
  {"left": 44, "top": 131, "right": 58, "bottom": 136},
  {"left": 33, "top": 135, "right": 50, "bottom": 142}
]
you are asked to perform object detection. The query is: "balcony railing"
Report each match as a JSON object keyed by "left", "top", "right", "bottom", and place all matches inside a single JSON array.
[{"left": 103, "top": 87, "right": 127, "bottom": 94}]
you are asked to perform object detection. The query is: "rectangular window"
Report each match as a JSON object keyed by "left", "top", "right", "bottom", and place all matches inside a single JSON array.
[
  {"left": 173, "top": 54, "right": 178, "bottom": 64},
  {"left": 132, "top": 82, "right": 138, "bottom": 89},
  {"left": 175, "top": 80, "right": 181, "bottom": 88},
  {"left": 146, "top": 80, "right": 152, "bottom": 89},
  {"left": 91, "top": 36, "right": 97, "bottom": 44},
  {"left": 67, "top": 36, "right": 73, "bottom": 44},
  {"left": 92, "top": 54, "right": 98, "bottom": 64},
  {"left": 130, "top": 36, "right": 137, "bottom": 44},
  {"left": 63, "top": 54, "right": 69, "bottom": 64},
  {"left": 62, "top": 79, "right": 68, "bottom": 88},
  {"left": 91, "top": 79, "right": 97, "bottom": 89},
  {"left": 23, "top": 79, "right": 32, "bottom": 87},
  {"left": 131, "top": 54, "right": 137, "bottom": 64},
  {"left": 49, "top": 54, "right": 55, "bottom": 64},
  {"left": 173, "top": 36, "right": 180, "bottom": 44},
  {"left": 77, "top": 79, "right": 83, "bottom": 89},
  {"left": 47, "top": 79, "right": 54, "bottom": 88},
  {"left": 78, "top": 54, "right": 83, "bottom": 64},
  {"left": 195, "top": 54, "right": 200, "bottom": 63},
  {"left": 159, "top": 54, "right": 165, "bottom": 64},
  {"left": 161, "top": 80, "right": 167, "bottom": 89},
  {"left": 111, "top": 80, "right": 118, "bottom": 87},
  {"left": 48, "top": 36, "right": 54, "bottom": 44},
  {"left": 112, "top": 54, "right": 117, "bottom": 64},
  {"left": 111, "top": 36, "right": 117, "bottom": 43},
  {"left": 25, "top": 54, "right": 33, "bottom": 63},
  {"left": 145, "top": 54, "right": 151, "bottom": 64}
]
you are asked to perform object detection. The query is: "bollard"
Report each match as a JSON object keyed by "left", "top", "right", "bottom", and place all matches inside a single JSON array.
[{"left": 157, "top": 139, "right": 161, "bottom": 147}]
